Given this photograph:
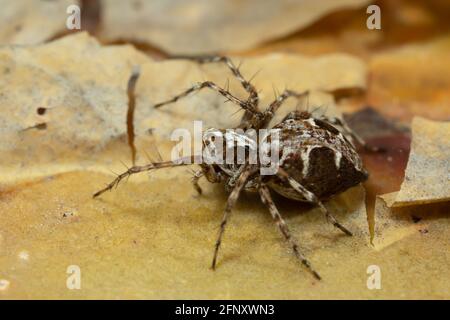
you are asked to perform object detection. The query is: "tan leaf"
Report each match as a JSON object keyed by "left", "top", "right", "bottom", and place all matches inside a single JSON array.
[
  {"left": 0, "top": 33, "right": 366, "bottom": 183},
  {"left": 0, "top": 0, "right": 79, "bottom": 45},
  {"left": 0, "top": 171, "right": 370, "bottom": 298},
  {"left": 0, "top": 33, "right": 376, "bottom": 298},
  {"left": 0, "top": 33, "right": 149, "bottom": 183},
  {"left": 373, "top": 192, "right": 449, "bottom": 253},
  {"left": 394, "top": 117, "right": 450, "bottom": 206},
  {"left": 372, "top": 192, "right": 417, "bottom": 250},
  {"left": 134, "top": 53, "right": 367, "bottom": 142},
  {"left": 98, "top": 0, "right": 370, "bottom": 55}
]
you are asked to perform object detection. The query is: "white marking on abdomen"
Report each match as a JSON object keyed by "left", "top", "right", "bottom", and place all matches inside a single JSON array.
[
  {"left": 334, "top": 150, "right": 342, "bottom": 170},
  {"left": 301, "top": 145, "right": 317, "bottom": 177}
]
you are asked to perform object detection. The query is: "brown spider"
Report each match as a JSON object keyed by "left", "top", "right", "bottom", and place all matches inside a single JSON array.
[{"left": 93, "top": 56, "right": 373, "bottom": 280}]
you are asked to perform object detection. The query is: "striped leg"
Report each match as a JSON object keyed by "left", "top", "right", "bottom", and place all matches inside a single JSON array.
[
  {"left": 153, "top": 81, "right": 255, "bottom": 114},
  {"left": 277, "top": 168, "right": 353, "bottom": 236},
  {"left": 261, "top": 90, "right": 309, "bottom": 126},
  {"left": 93, "top": 156, "right": 197, "bottom": 198},
  {"left": 259, "top": 185, "right": 321, "bottom": 280},
  {"left": 180, "top": 56, "right": 259, "bottom": 107},
  {"left": 211, "top": 165, "right": 254, "bottom": 269}
]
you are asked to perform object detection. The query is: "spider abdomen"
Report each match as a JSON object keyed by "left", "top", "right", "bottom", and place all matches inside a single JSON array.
[{"left": 267, "top": 115, "right": 368, "bottom": 201}]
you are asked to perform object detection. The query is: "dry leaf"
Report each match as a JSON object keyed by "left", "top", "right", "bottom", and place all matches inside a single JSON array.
[
  {"left": 242, "top": 1, "right": 450, "bottom": 59},
  {"left": 368, "top": 37, "right": 450, "bottom": 121},
  {"left": 1, "top": 171, "right": 449, "bottom": 299},
  {"left": 0, "top": 32, "right": 367, "bottom": 183},
  {"left": 1, "top": 30, "right": 449, "bottom": 299},
  {"left": 344, "top": 107, "right": 410, "bottom": 140},
  {"left": 393, "top": 117, "right": 450, "bottom": 206},
  {"left": 98, "top": 0, "right": 370, "bottom": 55},
  {"left": 0, "top": 171, "right": 372, "bottom": 299},
  {"left": 134, "top": 53, "right": 367, "bottom": 142},
  {"left": 0, "top": 32, "right": 149, "bottom": 183},
  {"left": 372, "top": 192, "right": 417, "bottom": 250},
  {"left": 0, "top": 32, "right": 374, "bottom": 299},
  {"left": 373, "top": 192, "right": 449, "bottom": 251},
  {"left": 0, "top": 0, "right": 78, "bottom": 45}
]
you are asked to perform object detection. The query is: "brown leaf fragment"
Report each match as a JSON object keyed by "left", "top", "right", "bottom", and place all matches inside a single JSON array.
[
  {"left": 344, "top": 107, "right": 410, "bottom": 140},
  {"left": 367, "top": 37, "right": 450, "bottom": 122}
]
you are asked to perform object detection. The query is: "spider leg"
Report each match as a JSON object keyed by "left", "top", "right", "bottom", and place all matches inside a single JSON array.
[
  {"left": 154, "top": 81, "right": 256, "bottom": 114},
  {"left": 322, "top": 116, "right": 384, "bottom": 152},
  {"left": 211, "top": 164, "right": 255, "bottom": 270},
  {"left": 191, "top": 169, "right": 204, "bottom": 195},
  {"left": 259, "top": 185, "right": 321, "bottom": 280},
  {"left": 261, "top": 89, "right": 310, "bottom": 127},
  {"left": 276, "top": 169, "right": 353, "bottom": 236},
  {"left": 93, "top": 156, "right": 197, "bottom": 198},
  {"left": 176, "top": 56, "right": 259, "bottom": 107}
]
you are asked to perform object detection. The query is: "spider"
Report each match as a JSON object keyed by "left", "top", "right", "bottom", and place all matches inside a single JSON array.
[{"left": 93, "top": 56, "right": 373, "bottom": 280}]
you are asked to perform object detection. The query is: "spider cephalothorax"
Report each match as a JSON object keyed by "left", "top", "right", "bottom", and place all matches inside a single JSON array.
[{"left": 93, "top": 56, "right": 373, "bottom": 280}]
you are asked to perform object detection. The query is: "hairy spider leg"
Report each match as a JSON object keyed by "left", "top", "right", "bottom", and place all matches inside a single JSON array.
[
  {"left": 211, "top": 164, "right": 255, "bottom": 270},
  {"left": 276, "top": 168, "right": 353, "bottom": 236},
  {"left": 174, "top": 55, "right": 259, "bottom": 108},
  {"left": 259, "top": 184, "right": 321, "bottom": 280},
  {"left": 153, "top": 81, "right": 257, "bottom": 115},
  {"left": 260, "top": 89, "right": 310, "bottom": 127},
  {"left": 93, "top": 156, "right": 200, "bottom": 198}
]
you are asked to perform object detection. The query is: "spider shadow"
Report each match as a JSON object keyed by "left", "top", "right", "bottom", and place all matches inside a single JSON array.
[{"left": 92, "top": 180, "right": 364, "bottom": 269}]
